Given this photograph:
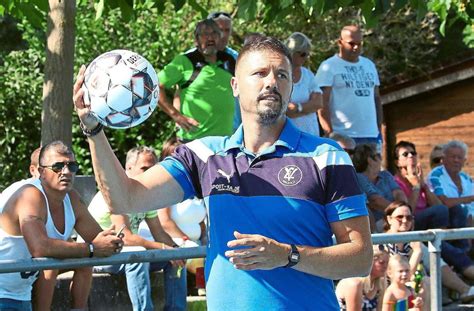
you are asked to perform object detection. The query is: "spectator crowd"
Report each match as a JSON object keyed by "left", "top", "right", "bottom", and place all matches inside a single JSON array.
[{"left": 1, "top": 10, "right": 474, "bottom": 311}]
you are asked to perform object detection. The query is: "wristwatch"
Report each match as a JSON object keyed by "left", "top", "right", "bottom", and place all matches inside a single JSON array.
[
  {"left": 284, "top": 244, "right": 300, "bottom": 268},
  {"left": 88, "top": 243, "right": 94, "bottom": 258}
]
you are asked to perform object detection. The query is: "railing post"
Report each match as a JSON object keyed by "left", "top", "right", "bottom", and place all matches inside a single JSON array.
[{"left": 428, "top": 230, "right": 443, "bottom": 311}]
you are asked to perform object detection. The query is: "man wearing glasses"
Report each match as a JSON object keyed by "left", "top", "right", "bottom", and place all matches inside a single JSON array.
[
  {"left": 0, "top": 141, "right": 122, "bottom": 311},
  {"left": 159, "top": 19, "right": 235, "bottom": 142},
  {"left": 315, "top": 25, "right": 382, "bottom": 151}
]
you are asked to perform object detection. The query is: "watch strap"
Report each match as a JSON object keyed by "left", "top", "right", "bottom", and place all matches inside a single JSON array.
[
  {"left": 284, "top": 244, "right": 299, "bottom": 268},
  {"left": 88, "top": 243, "right": 94, "bottom": 258}
]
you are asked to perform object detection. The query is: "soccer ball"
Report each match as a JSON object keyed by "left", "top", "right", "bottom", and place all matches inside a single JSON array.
[{"left": 82, "top": 49, "right": 159, "bottom": 129}]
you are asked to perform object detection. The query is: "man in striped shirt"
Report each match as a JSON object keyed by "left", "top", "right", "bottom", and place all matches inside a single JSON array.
[{"left": 74, "top": 35, "right": 372, "bottom": 311}]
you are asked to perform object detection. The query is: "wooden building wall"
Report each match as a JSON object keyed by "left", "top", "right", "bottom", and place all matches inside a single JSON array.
[{"left": 383, "top": 78, "right": 474, "bottom": 177}]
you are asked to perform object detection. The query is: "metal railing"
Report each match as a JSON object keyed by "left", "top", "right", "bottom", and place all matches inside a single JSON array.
[{"left": 1, "top": 228, "right": 474, "bottom": 310}]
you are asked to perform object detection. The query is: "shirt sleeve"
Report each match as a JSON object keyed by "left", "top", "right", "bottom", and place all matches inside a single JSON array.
[
  {"left": 428, "top": 168, "right": 446, "bottom": 196},
  {"left": 315, "top": 144, "right": 368, "bottom": 222},
  {"left": 357, "top": 173, "right": 382, "bottom": 198},
  {"left": 314, "top": 59, "right": 335, "bottom": 88},
  {"left": 159, "top": 144, "right": 203, "bottom": 200},
  {"left": 144, "top": 210, "right": 158, "bottom": 219},
  {"left": 382, "top": 171, "right": 400, "bottom": 192},
  {"left": 157, "top": 55, "right": 190, "bottom": 89},
  {"left": 310, "top": 74, "right": 322, "bottom": 94}
]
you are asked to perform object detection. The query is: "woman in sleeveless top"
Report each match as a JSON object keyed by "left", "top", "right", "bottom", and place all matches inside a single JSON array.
[{"left": 336, "top": 245, "right": 389, "bottom": 310}]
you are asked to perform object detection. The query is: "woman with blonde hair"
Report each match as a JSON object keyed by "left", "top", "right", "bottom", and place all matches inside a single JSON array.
[
  {"left": 284, "top": 32, "right": 323, "bottom": 136},
  {"left": 336, "top": 245, "right": 389, "bottom": 310}
]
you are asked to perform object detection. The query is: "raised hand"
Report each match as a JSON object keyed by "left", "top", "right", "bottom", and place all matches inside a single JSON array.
[
  {"left": 72, "top": 65, "right": 99, "bottom": 130},
  {"left": 174, "top": 114, "right": 199, "bottom": 132}
]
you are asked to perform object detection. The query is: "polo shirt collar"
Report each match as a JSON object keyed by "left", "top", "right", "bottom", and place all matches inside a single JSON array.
[{"left": 224, "top": 118, "right": 301, "bottom": 153}]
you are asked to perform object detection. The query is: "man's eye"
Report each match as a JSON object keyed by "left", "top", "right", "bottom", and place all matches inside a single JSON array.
[{"left": 278, "top": 73, "right": 288, "bottom": 79}]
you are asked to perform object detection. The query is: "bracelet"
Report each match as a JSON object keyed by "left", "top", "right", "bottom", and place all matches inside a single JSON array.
[
  {"left": 80, "top": 121, "right": 104, "bottom": 137},
  {"left": 296, "top": 103, "right": 303, "bottom": 113},
  {"left": 88, "top": 243, "right": 94, "bottom": 258},
  {"left": 412, "top": 184, "right": 421, "bottom": 191}
]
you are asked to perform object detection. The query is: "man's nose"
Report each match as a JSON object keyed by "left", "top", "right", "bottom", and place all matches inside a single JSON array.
[{"left": 264, "top": 71, "right": 277, "bottom": 89}]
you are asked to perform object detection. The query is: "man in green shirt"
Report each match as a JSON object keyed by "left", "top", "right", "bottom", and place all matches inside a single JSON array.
[{"left": 158, "top": 19, "right": 235, "bottom": 141}]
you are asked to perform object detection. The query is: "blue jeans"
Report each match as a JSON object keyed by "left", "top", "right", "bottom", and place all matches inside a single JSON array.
[
  {"left": 441, "top": 241, "right": 472, "bottom": 272},
  {"left": 94, "top": 261, "right": 187, "bottom": 311},
  {"left": 413, "top": 204, "right": 449, "bottom": 230},
  {"left": 0, "top": 298, "right": 32, "bottom": 311},
  {"left": 150, "top": 261, "right": 187, "bottom": 311}
]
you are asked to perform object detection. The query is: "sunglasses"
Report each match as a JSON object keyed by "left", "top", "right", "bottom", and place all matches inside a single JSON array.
[
  {"left": 400, "top": 151, "right": 417, "bottom": 158},
  {"left": 208, "top": 12, "right": 231, "bottom": 19},
  {"left": 40, "top": 161, "right": 79, "bottom": 173},
  {"left": 393, "top": 215, "right": 414, "bottom": 222}
]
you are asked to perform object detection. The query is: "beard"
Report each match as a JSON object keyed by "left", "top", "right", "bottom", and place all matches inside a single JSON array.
[{"left": 256, "top": 90, "right": 286, "bottom": 125}]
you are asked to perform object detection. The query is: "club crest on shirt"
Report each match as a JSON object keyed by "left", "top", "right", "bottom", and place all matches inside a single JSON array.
[{"left": 278, "top": 165, "right": 302, "bottom": 186}]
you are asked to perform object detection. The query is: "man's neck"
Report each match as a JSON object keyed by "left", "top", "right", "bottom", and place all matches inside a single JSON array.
[
  {"left": 337, "top": 52, "right": 358, "bottom": 63},
  {"left": 242, "top": 117, "right": 286, "bottom": 155},
  {"left": 40, "top": 182, "right": 67, "bottom": 207},
  {"left": 203, "top": 53, "right": 217, "bottom": 63}
]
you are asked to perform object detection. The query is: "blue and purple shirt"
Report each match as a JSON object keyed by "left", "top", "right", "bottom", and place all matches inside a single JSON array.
[{"left": 161, "top": 120, "right": 367, "bottom": 310}]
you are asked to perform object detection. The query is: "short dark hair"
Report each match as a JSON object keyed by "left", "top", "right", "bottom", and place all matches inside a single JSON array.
[
  {"left": 39, "top": 141, "right": 74, "bottom": 166},
  {"left": 394, "top": 140, "right": 416, "bottom": 159},
  {"left": 236, "top": 35, "right": 293, "bottom": 69},
  {"left": 207, "top": 11, "right": 231, "bottom": 20},
  {"left": 352, "top": 143, "right": 377, "bottom": 173},
  {"left": 194, "top": 19, "right": 222, "bottom": 40}
]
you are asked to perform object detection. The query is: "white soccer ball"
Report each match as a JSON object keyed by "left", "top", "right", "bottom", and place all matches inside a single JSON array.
[{"left": 82, "top": 49, "right": 159, "bottom": 129}]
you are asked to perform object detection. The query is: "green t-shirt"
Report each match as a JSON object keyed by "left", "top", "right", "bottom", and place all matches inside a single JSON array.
[
  {"left": 158, "top": 53, "right": 234, "bottom": 140},
  {"left": 89, "top": 192, "right": 157, "bottom": 234}
]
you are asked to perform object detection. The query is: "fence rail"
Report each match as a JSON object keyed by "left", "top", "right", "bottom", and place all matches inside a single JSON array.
[{"left": 2, "top": 228, "right": 474, "bottom": 311}]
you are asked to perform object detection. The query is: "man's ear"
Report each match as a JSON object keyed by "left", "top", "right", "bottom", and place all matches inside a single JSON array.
[{"left": 231, "top": 77, "right": 239, "bottom": 97}]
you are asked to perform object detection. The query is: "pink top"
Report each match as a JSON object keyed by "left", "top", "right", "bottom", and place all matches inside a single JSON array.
[{"left": 394, "top": 175, "right": 428, "bottom": 213}]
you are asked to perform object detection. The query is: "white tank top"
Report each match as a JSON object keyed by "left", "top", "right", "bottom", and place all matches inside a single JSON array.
[{"left": 0, "top": 179, "right": 76, "bottom": 301}]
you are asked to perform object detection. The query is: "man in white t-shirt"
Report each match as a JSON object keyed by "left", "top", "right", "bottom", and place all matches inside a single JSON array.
[{"left": 315, "top": 25, "right": 382, "bottom": 148}]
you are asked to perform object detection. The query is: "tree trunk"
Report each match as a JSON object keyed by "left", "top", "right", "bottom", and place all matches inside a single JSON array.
[{"left": 41, "top": 0, "right": 76, "bottom": 147}]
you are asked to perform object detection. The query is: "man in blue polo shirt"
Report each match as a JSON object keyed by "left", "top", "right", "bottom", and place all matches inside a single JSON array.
[{"left": 74, "top": 35, "right": 373, "bottom": 310}]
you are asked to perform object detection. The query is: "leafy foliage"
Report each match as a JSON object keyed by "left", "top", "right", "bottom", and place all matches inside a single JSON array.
[{"left": 0, "top": 0, "right": 471, "bottom": 190}]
